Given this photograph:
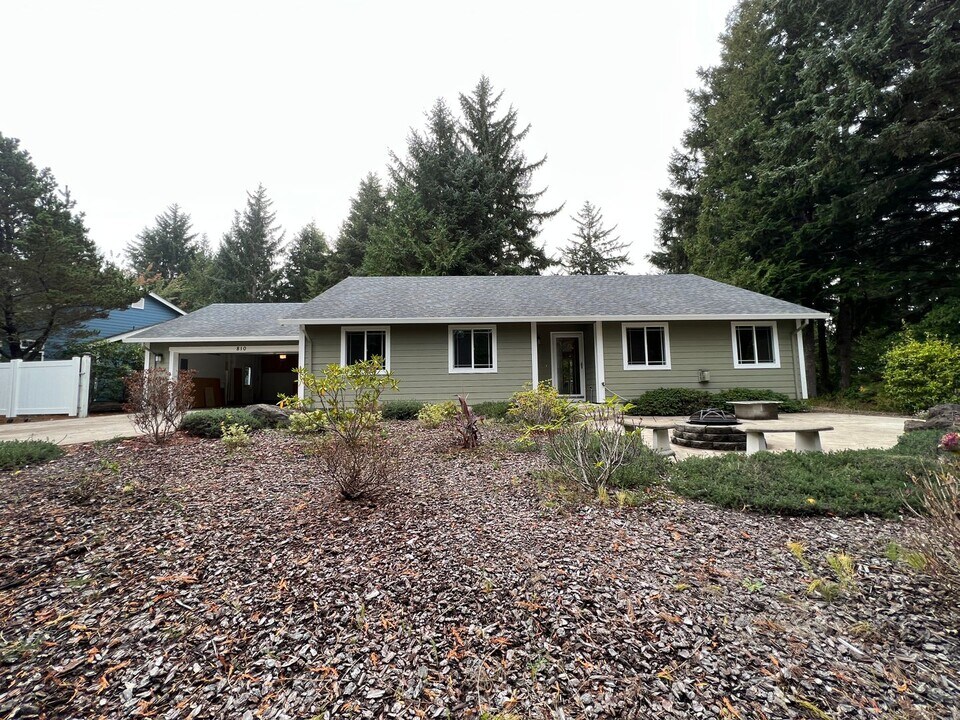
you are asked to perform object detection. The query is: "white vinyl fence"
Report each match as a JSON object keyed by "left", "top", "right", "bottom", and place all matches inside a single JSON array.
[{"left": 0, "top": 356, "right": 91, "bottom": 418}]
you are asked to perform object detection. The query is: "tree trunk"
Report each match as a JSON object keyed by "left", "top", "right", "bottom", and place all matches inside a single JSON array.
[{"left": 817, "top": 320, "right": 832, "bottom": 394}]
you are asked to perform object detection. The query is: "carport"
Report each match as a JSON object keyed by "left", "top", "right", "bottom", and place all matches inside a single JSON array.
[{"left": 125, "top": 303, "right": 303, "bottom": 408}]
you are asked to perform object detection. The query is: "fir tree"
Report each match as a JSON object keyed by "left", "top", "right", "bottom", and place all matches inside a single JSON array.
[
  {"left": 326, "top": 173, "right": 389, "bottom": 284},
  {"left": 211, "top": 185, "right": 284, "bottom": 302},
  {"left": 279, "top": 222, "right": 331, "bottom": 301},
  {"left": 561, "top": 201, "right": 629, "bottom": 275},
  {"left": 125, "top": 204, "right": 199, "bottom": 281}
]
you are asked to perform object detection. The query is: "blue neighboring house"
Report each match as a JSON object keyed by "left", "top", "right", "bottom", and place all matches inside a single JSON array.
[{"left": 43, "top": 293, "right": 186, "bottom": 359}]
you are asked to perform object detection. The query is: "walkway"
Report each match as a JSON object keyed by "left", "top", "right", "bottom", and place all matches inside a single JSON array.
[{"left": 0, "top": 414, "right": 141, "bottom": 445}]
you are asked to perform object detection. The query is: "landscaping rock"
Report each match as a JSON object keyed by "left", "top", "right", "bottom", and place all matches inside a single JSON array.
[
  {"left": 904, "top": 403, "right": 960, "bottom": 433},
  {"left": 244, "top": 403, "right": 290, "bottom": 428}
]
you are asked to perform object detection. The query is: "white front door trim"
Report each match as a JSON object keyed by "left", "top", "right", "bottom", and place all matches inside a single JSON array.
[{"left": 550, "top": 331, "right": 586, "bottom": 399}]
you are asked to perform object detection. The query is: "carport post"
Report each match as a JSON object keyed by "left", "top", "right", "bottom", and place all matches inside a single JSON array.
[
  {"left": 77, "top": 354, "right": 92, "bottom": 418},
  {"left": 8, "top": 359, "right": 22, "bottom": 419}
]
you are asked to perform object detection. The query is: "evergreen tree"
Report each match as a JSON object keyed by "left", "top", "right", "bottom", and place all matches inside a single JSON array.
[
  {"left": 152, "top": 235, "right": 216, "bottom": 311},
  {"left": 210, "top": 185, "right": 284, "bottom": 302},
  {"left": 457, "top": 76, "right": 559, "bottom": 274},
  {"left": 125, "top": 204, "right": 199, "bottom": 281},
  {"left": 0, "top": 133, "right": 139, "bottom": 359},
  {"left": 561, "top": 201, "right": 629, "bottom": 275},
  {"left": 279, "top": 222, "right": 331, "bottom": 301},
  {"left": 326, "top": 173, "right": 389, "bottom": 284}
]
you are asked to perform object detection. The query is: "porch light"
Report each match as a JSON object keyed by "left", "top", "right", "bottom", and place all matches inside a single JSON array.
[
  {"left": 154, "top": 354, "right": 163, "bottom": 364},
  {"left": 278, "top": 354, "right": 287, "bottom": 360}
]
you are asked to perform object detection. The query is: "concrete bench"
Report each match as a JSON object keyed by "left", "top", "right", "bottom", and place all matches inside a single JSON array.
[
  {"left": 726, "top": 401, "right": 781, "bottom": 420},
  {"left": 623, "top": 418, "right": 676, "bottom": 454},
  {"left": 741, "top": 423, "right": 834, "bottom": 454}
]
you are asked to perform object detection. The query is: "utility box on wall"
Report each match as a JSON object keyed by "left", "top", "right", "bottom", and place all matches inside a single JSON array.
[{"left": 698, "top": 369, "right": 710, "bottom": 383}]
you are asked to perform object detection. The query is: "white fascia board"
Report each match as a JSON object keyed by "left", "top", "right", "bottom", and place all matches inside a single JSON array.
[
  {"left": 122, "top": 335, "right": 299, "bottom": 344},
  {"left": 283, "top": 313, "right": 831, "bottom": 325},
  {"left": 147, "top": 293, "right": 187, "bottom": 315}
]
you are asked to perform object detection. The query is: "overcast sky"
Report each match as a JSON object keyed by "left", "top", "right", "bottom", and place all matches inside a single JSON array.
[{"left": 4, "top": 1, "right": 735, "bottom": 272}]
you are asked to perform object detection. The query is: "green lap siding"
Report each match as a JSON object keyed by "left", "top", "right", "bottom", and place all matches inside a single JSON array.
[
  {"left": 600, "top": 320, "right": 800, "bottom": 399},
  {"left": 305, "top": 323, "right": 533, "bottom": 403}
]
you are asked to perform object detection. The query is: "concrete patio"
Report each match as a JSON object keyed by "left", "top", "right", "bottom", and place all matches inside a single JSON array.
[{"left": 0, "top": 414, "right": 141, "bottom": 445}]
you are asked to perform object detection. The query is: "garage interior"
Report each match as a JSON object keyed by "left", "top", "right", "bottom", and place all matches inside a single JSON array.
[{"left": 178, "top": 352, "right": 299, "bottom": 408}]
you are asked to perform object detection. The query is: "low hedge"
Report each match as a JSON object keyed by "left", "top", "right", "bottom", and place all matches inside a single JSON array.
[
  {"left": 627, "top": 387, "right": 808, "bottom": 416},
  {"left": 472, "top": 400, "right": 511, "bottom": 420},
  {"left": 0, "top": 439, "right": 64, "bottom": 470},
  {"left": 381, "top": 400, "right": 425, "bottom": 421},
  {"left": 179, "top": 409, "right": 266, "bottom": 438},
  {"left": 668, "top": 430, "right": 942, "bottom": 517}
]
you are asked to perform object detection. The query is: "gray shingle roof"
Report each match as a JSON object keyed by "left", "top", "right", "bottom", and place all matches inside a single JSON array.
[
  {"left": 284, "top": 275, "right": 828, "bottom": 323},
  {"left": 126, "top": 303, "right": 302, "bottom": 341}
]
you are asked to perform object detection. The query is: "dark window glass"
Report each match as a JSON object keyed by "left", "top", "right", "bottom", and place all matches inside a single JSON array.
[
  {"left": 346, "top": 331, "right": 366, "bottom": 365},
  {"left": 646, "top": 327, "right": 666, "bottom": 364},
  {"left": 366, "top": 331, "right": 385, "bottom": 362},
  {"left": 627, "top": 328, "right": 646, "bottom": 365},
  {"left": 453, "top": 330, "right": 472, "bottom": 368},
  {"left": 755, "top": 325, "right": 775, "bottom": 364},
  {"left": 736, "top": 326, "right": 755, "bottom": 364},
  {"left": 473, "top": 330, "right": 493, "bottom": 368}
]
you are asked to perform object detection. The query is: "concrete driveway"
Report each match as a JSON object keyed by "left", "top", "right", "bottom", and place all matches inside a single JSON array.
[{"left": 0, "top": 414, "right": 141, "bottom": 445}]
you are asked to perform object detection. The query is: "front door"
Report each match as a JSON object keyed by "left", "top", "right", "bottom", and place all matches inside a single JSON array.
[{"left": 552, "top": 333, "right": 584, "bottom": 398}]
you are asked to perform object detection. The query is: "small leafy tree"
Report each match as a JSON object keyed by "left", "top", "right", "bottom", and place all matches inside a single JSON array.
[
  {"left": 123, "top": 369, "right": 196, "bottom": 444},
  {"left": 294, "top": 358, "right": 399, "bottom": 499},
  {"left": 882, "top": 336, "right": 960, "bottom": 413}
]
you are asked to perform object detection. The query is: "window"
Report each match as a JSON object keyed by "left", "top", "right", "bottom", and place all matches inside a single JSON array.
[
  {"left": 621, "top": 324, "right": 671, "bottom": 370},
  {"left": 731, "top": 323, "right": 780, "bottom": 368},
  {"left": 341, "top": 327, "right": 390, "bottom": 369},
  {"left": 448, "top": 326, "right": 497, "bottom": 373}
]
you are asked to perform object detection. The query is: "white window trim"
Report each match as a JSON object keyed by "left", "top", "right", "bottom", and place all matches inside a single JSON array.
[
  {"left": 621, "top": 323, "right": 672, "bottom": 370},
  {"left": 340, "top": 326, "right": 391, "bottom": 371},
  {"left": 448, "top": 325, "right": 498, "bottom": 374},
  {"left": 731, "top": 321, "right": 781, "bottom": 369}
]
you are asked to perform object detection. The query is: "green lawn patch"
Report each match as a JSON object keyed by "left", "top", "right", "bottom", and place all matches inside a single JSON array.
[
  {"left": 0, "top": 440, "right": 64, "bottom": 470},
  {"left": 668, "top": 430, "right": 942, "bottom": 517}
]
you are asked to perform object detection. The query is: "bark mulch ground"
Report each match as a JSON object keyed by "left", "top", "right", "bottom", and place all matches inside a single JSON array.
[{"left": 0, "top": 423, "right": 957, "bottom": 719}]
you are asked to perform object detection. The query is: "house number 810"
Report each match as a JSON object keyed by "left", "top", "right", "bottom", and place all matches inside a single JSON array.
[{"left": 235, "top": 346, "right": 247, "bottom": 351}]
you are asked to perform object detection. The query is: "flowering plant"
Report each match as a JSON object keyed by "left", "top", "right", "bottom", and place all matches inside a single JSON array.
[{"left": 940, "top": 432, "right": 959, "bottom": 454}]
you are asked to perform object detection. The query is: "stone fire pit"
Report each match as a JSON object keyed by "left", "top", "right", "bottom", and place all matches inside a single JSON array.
[{"left": 672, "top": 408, "right": 746, "bottom": 451}]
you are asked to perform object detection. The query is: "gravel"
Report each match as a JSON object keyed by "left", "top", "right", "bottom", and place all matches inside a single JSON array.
[{"left": 0, "top": 422, "right": 957, "bottom": 719}]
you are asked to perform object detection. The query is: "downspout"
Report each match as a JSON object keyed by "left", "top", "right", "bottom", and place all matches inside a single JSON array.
[{"left": 794, "top": 320, "right": 810, "bottom": 400}]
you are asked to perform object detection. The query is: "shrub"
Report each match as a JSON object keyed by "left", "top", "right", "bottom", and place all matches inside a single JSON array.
[
  {"left": 628, "top": 387, "right": 808, "bottom": 416},
  {"left": 882, "top": 335, "right": 960, "bottom": 413},
  {"left": 287, "top": 410, "right": 327, "bottom": 434},
  {"left": 61, "top": 339, "right": 143, "bottom": 403},
  {"left": 221, "top": 422, "right": 251, "bottom": 452},
  {"left": 713, "top": 387, "right": 808, "bottom": 414},
  {"left": 609, "top": 443, "right": 673, "bottom": 489},
  {"left": 626, "top": 388, "right": 712, "bottom": 416},
  {"left": 124, "top": 368, "right": 196, "bottom": 444},
  {"left": 180, "top": 409, "right": 265, "bottom": 438},
  {"left": 418, "top": 401, "right": 457, "bottom": 429},
  {"left": 906, "top": 452, "right": 960, "bottom": 593},
  {"left": 508, "top": 382, "right": 578, "bottom": 429},
  {"left": 545, "top": 402, "right": 641, "bottom": 495},
  {"left": 295, "top": 359, "right": 399, "bottom": 500},
  {"left": 381, "top": 400, "right": 424, "bottom": 421},
  {"left": 669, "top": 443, "right": 929, "bottom": 517},
  {"left": 0, "top": 440, "right": 64, "bottom": 470},
  {"left": 472, "top": 400, "right": 511, "bottom": 420}
]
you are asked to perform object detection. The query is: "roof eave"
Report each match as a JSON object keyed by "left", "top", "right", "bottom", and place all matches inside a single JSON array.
[
  {"left": 123, "top": 335, "right": 299, "bottom": 344},
  {"left": 281, "top": 312, "right": 831, "bottom": 325}
]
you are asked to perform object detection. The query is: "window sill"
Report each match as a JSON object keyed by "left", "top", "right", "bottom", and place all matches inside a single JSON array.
[
  {"left": 622, "top": 364, "right": 672, "bottom": 371},
  {"left": 448, "top": 367, "right": 498, "bottom": 374}
]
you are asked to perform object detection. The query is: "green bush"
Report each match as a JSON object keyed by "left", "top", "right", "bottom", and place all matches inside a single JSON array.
[
  {"left": 713, "top": 388, "right": 808, "bottom": 414},
  {"left": 288, "top": 410, "right": 327, "bottom": 434},
  {"left": 627, "top": 387, "right": 808, "bottom": 416},
  {"left": 417, "top": 401, "right": 457, "bottom": 429},
  {"left": 0, "top": 440, "right": 64, "bottom": 470},
  {"left": 179, "top": 409, "right": 266, "bottom": 438},
  {"left": 890, "top": 429, "right": 942, "bottom": 460},
  {"left": 669, "top": 438, "right": 933, "bottom": 517},
  {"left": 508, "top": 382, "right": 578, "bottom": 428},
  {"left": 381, "top": 400, "right": 424, "bottom": 420},
  {"left": 627, "top": 388, "right": 712, "bottom": 416},
  {"left": 882, "top": 336, "right": 960, "bottom": 413},
  {"left": 609, "top": 443, "right": 673, "bottom": 489},
  {"left": 221, "top": 422, "right": 252, "bottom": 452},
  {"left": 472, "top": 400, "right": 511, "bottom": 420}
]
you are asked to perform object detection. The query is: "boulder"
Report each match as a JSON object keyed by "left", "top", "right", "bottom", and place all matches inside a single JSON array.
[
  {"left": 244, "top": 403, "right": 291, "bottom": 428},
  {"left": 904, "top": 403, "right": 960, "bottom": 433}
]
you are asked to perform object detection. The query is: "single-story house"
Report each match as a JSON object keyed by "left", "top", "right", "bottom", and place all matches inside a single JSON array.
[
  {"left": 42, "top": 292, "right": 185, "bottom": 359},
  {"left": 127, "top": 275, "right": 828, "bottom": 407},
  {"left": 283, "top": 275, "right": 827, "bottom": 402},
  {"left": 125, "top": 303, "right": 302, "bottom": 407}
]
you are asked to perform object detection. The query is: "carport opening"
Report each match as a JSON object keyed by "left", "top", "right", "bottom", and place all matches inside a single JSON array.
[{"left": 178, "top": 352, "right": 299, "bottom": 408}]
